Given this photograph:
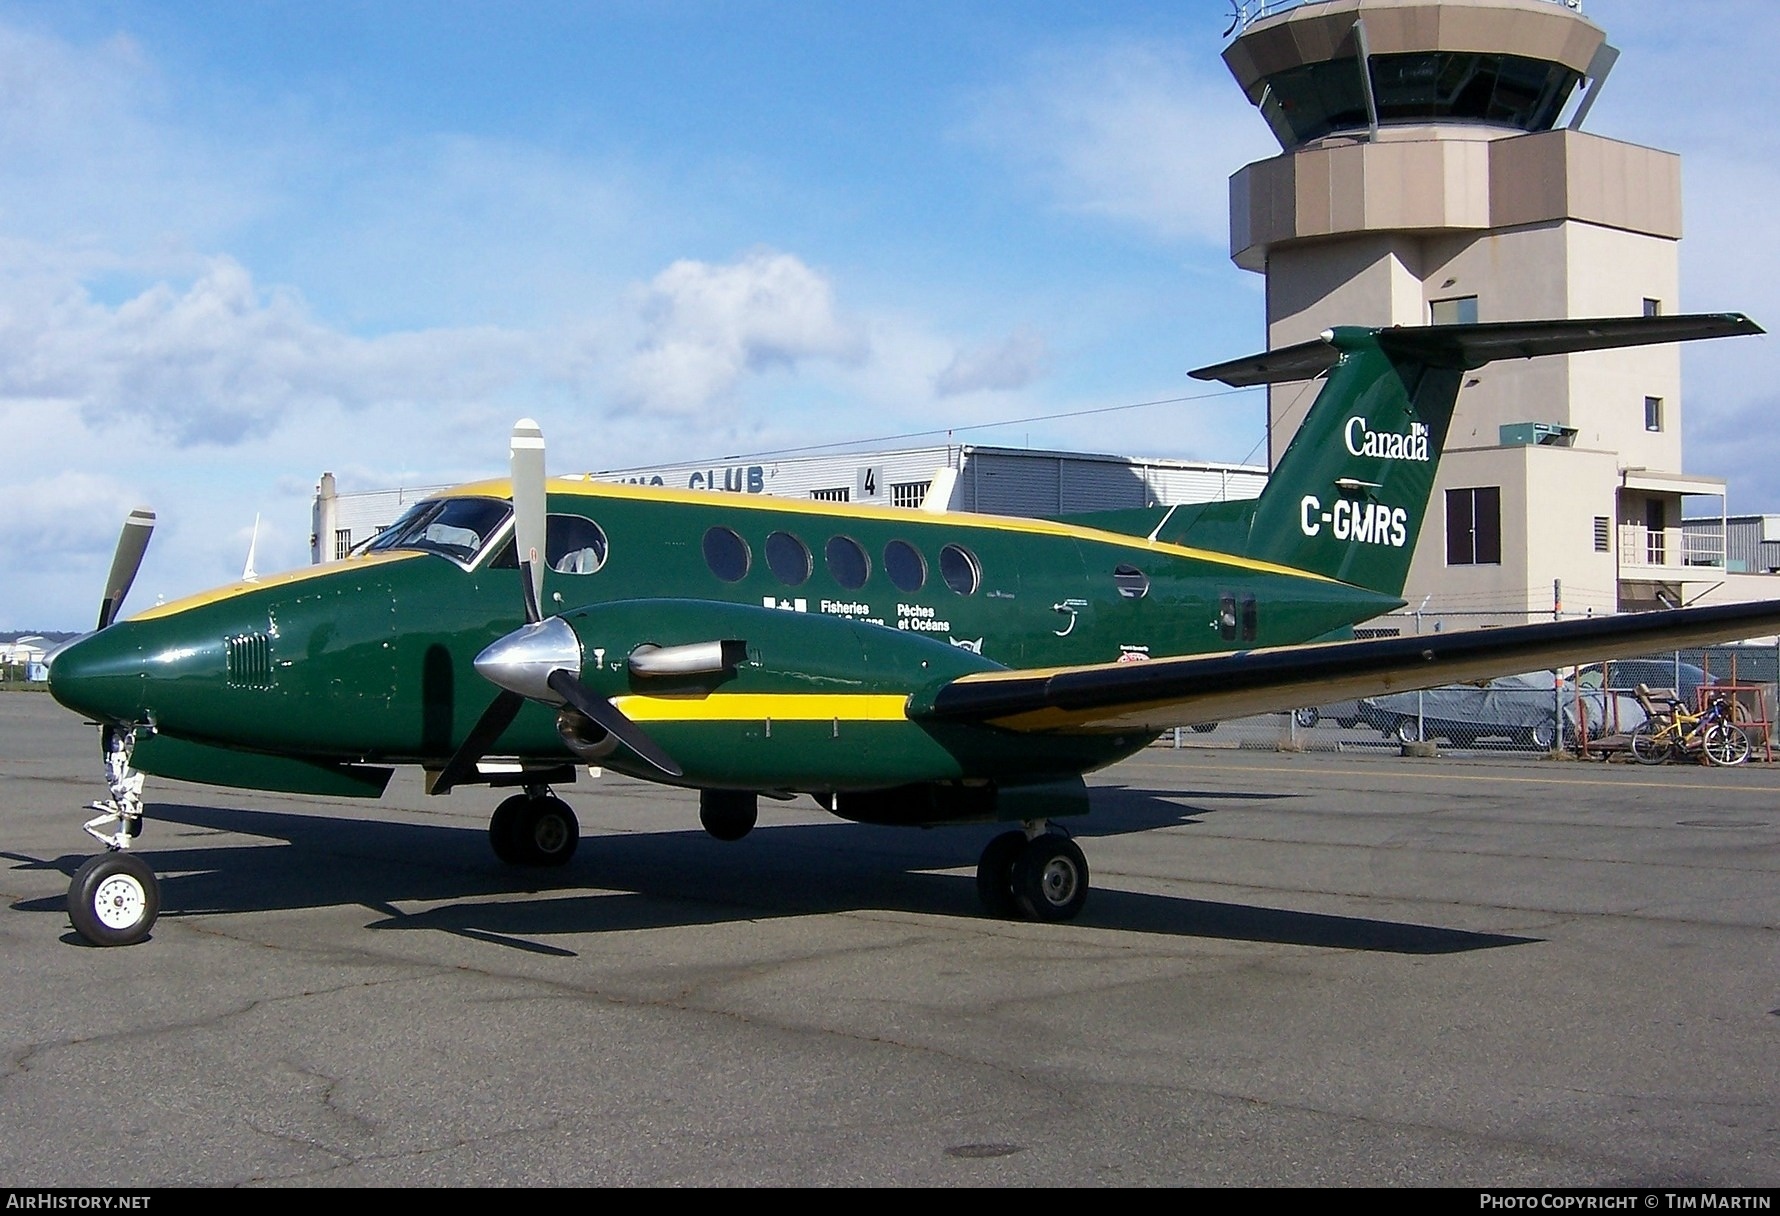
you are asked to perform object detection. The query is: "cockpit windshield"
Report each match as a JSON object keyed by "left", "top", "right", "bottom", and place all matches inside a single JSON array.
[{"left": 362, "top": 497, "right": 512, "bottom": 565}]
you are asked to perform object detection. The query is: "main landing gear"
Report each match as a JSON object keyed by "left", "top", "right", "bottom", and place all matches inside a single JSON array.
[
  {"left": 698, "top": 789, "right": 758, "bottom": 842},
  {"left": 67, "top": 727, "right": 160, "bottom": 947},
  {"left": 488, "top": 788, "right": 580, "bottom": 866},
  {"left": 976, "top": 823, "right": 1089, "bottom": 922}
]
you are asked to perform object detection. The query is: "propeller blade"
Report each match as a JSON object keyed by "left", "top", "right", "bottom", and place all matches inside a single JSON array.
[
  {"left": 428, "top": 689, "right": 526, "bottom": 795},
  {"left": 510, "top": 419, "right": 547, "bottom": 624},
  {"left": 98, "top": 508, "right": 156, "bottom": 630},
  {"left": 546, "top": 668, "right": 683, "bottom": 778}
]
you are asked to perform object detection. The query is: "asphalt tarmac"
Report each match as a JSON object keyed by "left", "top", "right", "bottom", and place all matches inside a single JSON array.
[{"left": 2, "top": 690, "right": 1777, "bottom": 1187}]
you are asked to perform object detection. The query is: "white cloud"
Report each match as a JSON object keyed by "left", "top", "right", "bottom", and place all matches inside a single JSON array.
[
  {"left": 618, "top": 250, "right": 865, "bottom": 414},
  {"left": 0, "top": 469, "right": 143, "bottom": 563},
  {"left": 962, "top": 38, "right": 1273, "bottom": 246},
  {"left": 0, "top": 248, "right": 543, "bottom": 444},
  {"left": 934, "top": 329, "right": 1048, "bottom": 397}
]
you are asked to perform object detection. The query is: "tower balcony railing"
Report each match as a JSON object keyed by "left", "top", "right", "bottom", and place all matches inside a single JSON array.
[
  {"left": 1227, "top": 0, "right": 1584, "bottom": 36},
  {"left": 1618, "top": 525, "right": 1724, "bottom": 572}
]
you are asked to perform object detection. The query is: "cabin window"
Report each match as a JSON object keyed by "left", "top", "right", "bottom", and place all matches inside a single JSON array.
[
  {"left": 884, "top": 540, "right": 926, "bottom": 592},
  {"left": 1219, "top": 592, "right": 1237, "bottom": 641},
  {"left": 703, "top": 526, "right": 752, "bottom": 582},
  {"left": 365, "top": 496, "right": 511, "bottom": 566},
  {"left": 548, "top": 515, "right": 608, "bottom": 574},
  {"left": 766, "top": 531, "right": 812, "bottom": 586},
  {"left": 939, "top": 544, "right": 980, "bottom": 595},
  {"left": 825, "top": 536, "right": 870, "bottom": 589},
  {"left": 1113, "top": 564, "right": 1149, "bottom": 600}
]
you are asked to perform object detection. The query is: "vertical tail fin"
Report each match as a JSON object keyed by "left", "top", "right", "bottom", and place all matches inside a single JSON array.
[{"left": 1184, "top": 314, "right": 1761, "bottom": 596}]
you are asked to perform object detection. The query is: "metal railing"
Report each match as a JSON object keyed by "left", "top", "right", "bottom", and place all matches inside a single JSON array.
[
  {"left": 1618, "top": 524, "right": 1725, "bottom": 570},
  {"left": 1226, "top": 0, "right": 1584, "bottom": 36}
]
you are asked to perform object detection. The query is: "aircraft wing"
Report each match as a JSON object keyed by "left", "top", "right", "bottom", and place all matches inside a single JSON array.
[{"left": 912, "top": 600, "right": 1780, "bottom": 733}]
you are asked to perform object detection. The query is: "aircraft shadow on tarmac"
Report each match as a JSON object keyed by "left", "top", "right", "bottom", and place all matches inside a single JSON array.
[{"left": 7, "top": 784, "right": 1535, "bottom": 956}]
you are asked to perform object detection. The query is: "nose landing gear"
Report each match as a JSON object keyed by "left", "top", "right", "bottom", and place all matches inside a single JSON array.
[
  {"left": 68, "top": 852, "right": 159, "bottom": 947},
  {"left": 68, "top": 726, "right": 161, "bottom": 947},
  {"left": 488, "top": 788, "right": 581, "bottom": 866}
]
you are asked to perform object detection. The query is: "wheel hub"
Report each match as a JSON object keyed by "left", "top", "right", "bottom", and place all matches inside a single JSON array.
[
  {"left": 533, "top": 815, "right": 569, "bottom": 854},
  {"left": 93, "top": 874, "right": 146, "bottom": 930},
  {"left": 1039, "top": 857, "right": 1078, "bottom": 907}
]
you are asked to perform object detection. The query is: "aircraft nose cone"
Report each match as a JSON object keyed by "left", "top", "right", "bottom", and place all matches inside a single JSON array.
[
  {"left": 47, "top": 627, "right": 148, "bottom": 723},
  {"left": 474, "top": 617, "right": 583, "bottom": 702}
]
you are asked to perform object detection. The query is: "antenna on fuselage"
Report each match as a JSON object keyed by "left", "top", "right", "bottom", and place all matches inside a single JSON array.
[{"left": 242, "top": 514, "right": 261, "bottom": 582}]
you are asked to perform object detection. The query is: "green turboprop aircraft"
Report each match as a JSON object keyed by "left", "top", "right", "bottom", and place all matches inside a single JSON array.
[{"left": 46, "top": 313, "right": 1780, "bottom": 946}]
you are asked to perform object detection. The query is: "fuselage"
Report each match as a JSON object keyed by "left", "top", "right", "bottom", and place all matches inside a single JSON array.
[{"left": 48, "top": 477, "right": 1401, "bottom": 791}]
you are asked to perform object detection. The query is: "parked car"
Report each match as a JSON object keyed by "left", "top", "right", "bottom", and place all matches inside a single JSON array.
[
  {"left": 1574, "top": 659, "right": 1713, "bottom": 703},
  {"left": 1357, "top": 671, "right": 1640, "bottom": 749},
  {"left": 1316, "top": 698, "right": 1365, "bottom": 729}
]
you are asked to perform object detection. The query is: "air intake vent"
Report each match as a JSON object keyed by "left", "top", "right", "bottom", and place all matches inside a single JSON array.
[{"left": 226, "top": 632, "right": 274, "bottom": 688}]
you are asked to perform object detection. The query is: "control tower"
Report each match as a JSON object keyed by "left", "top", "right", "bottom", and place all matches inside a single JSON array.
[{"left": 1223, "top": 0, "right": 1721, "bottom": 621}]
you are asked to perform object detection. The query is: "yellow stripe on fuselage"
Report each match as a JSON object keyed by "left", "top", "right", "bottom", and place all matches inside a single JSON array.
[
  {"left": 440, "top": 476, "right": 1338, "bottom": 585},
  {"left": 127, "top": 552, "right": 423, "bottom": 621},
  {"left": 611, "top": 693, "right": 910, "bottom": 722}
]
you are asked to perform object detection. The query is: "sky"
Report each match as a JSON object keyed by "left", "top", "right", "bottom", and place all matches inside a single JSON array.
[{"left": 3, "top": 0, "right": 1777, "bottom": 630}]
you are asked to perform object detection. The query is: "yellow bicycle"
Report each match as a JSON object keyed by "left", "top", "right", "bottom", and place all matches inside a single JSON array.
[{"left": 1629, "top": 688, "right": 1751, "bottom": 766}]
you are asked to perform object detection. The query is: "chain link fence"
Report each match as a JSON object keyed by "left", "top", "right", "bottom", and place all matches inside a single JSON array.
[{"left": 1154, "top": 635, "right": 1780, "bottom": 761}]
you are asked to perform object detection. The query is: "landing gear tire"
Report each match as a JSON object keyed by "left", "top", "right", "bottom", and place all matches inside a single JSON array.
[
  {"left": 68, "top": 853, "right": 159, "bottom": 947},
  {"left": 699, "top": 790, "right": 759, "bottom": 841},
  {"left": 490, "top": 794, "right": 579, "bottom": 866},
  {"left": 975, "top": 831, "right": 1026, "bottom": 919},
  {"left": 1012, "top": 834, "right": 1089, "bottom": 923}
]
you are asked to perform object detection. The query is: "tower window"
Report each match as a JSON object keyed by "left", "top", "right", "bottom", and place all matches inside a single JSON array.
[
  {"left": 1645, "top": 397, "right": 1664, "bottom": 432},
  {"left": 1446, "top": 487, "right": 1502, "bottom": 566},
  {"left": 1594, "top": 517, "right": 1611, "bottom": 553},
  {"left": 1430, "top": 296, "right": 1478, "bottom": 326},
  {"left": 1643, "top": 298, "right": 1662, "bottom": 317}
]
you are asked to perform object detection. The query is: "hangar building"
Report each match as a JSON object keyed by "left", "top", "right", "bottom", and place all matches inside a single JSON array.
[{"left": 311, "top": 446, "right": 1268, "bottom": 563}]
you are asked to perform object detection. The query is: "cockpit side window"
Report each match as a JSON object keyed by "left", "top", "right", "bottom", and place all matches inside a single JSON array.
[
  {"left": 489, "top": 512, "right": 610, "bottom": 573},
  {"left": 365, "top": 497, "right": 512, "bottom": 565},
  {"left": 546, "top": 515, "right": 609, "bottom": 574}
]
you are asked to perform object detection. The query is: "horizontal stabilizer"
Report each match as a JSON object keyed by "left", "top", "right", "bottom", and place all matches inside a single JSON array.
[
  {"left": 915, "top": 599, "right": 1780, "bottom": 734},
  {"left": 1191, "top": 313, "right": 1763, "bottom": 387}
]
